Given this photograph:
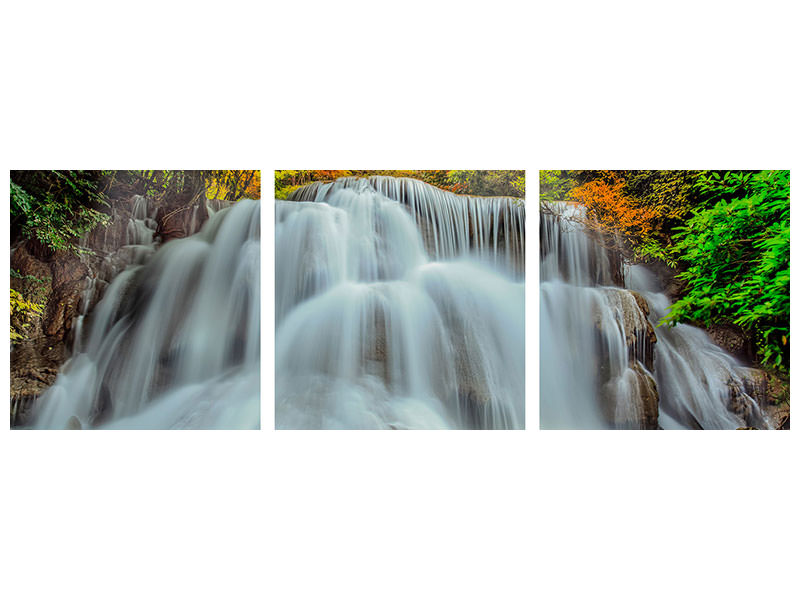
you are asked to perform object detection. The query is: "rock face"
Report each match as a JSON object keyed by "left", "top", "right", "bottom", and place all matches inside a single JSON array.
[
  {"left": 734, "top": 367, "right": 790, "bottom": 430},
  {"left": 10, "top": 341, "right": 68, "bottom": 427},
  {"left": 154, "top": 194, "right": 231, "bottom": 243},
  {"left": 9, "top": 192, "right": 217, "bottom": 427},
  {"left": 594, "top": 288, "right": 660, "bottom": 429},
  {"left": 10, "top": 242, "right": 94, "bottom": 426},
  {"left": 708, "top": 323, "right": 755, "bottom": 364}
]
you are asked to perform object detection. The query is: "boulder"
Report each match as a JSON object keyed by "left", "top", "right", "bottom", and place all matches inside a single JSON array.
[
  {"left": 600, "top": 362, "right": 659, "bottom": 430},
  {"left": 708, "top": 322, "right": 755, "bottom": 363},
  {"left": 593, "top": 289, "right": 659, "bottom": 429},
  {"left": 595, "top": 288, "right": 657, "bottom": 372},
  {"left": 734, "top": 367, "right": 790, "bottom": 430},
  {"left": 10, "top": 341, "right": 67, "bottom": 427}
]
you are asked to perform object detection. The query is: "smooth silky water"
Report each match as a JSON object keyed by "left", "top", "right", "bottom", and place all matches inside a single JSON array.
[
  {"left": 540, "top": 202, "right": 768, "bottom": 430},
  {"left": 30, "top": 199, "right": 260, "bottom": 430},
  {"left": 276, "top": 177, "right": 525, "bottom": 430}
]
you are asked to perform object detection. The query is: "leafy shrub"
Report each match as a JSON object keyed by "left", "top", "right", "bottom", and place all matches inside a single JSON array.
[
  {"left": 661, "top": 170, "right": 790, "bottom": 369},
  {"left": 10, "top": 171, "right": 110, "bottom": 253},
  {"left": 539, "top": 170, "right": 576, "bottom": 203},
  {"left": 10, "top": 289, "right": 43, "bottom": 342}
]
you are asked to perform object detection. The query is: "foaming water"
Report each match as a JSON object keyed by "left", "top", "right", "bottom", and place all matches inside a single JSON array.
[
  {"left": 276, "top": 177, "right": 525, "bottom": 429},
  {"left": 31, "top": 199, "right": 260, "bottom": 430},
  {"left": 540, "top": 202, "right": 767, "bottom": 429},
  {"left": 626, "top": 266, "right": 765, "bottom": 429}
]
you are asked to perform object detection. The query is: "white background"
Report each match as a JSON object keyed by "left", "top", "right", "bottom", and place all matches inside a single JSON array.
[{"left": 1, "top": 1, "right": 797, "bottom": 599}]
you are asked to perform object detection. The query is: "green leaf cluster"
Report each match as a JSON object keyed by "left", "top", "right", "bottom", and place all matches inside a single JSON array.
[
  {"left": 10, "top": 171, "right": 110, "bottom": 254},
  {"left": 10, "top": 289, "right": 43, "bottom": 342},
  {"left": 623, "top": 170, "right": 698, "bottom": 228},
  {"left": 446, "top": 170, "right": 525, "bottom": 198},
  {"left": 661, "top": 170, "right": 790, "bottom": 369},
  {"left": 539, "top": 170, "right": 577, "bottom": 203}
]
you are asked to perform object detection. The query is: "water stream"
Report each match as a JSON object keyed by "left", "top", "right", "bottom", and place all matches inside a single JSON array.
[
  {"left": 276, "top": 177, "right": 525, "bottom": 429},
  {"left": 540, "top": 202, "right": 768, "bottom": 430},
  {"left": 30, "top": 198, "right": 261, "bottom": 429}
]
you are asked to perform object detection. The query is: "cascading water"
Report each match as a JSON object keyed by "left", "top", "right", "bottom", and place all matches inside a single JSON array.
[
  {"left": 29, "top": 199, "right": 261, "bottom": 430},
  {"left": 540, "top": 202, "right": 769, "bottom": 430},
  {"left": 71, "top": 195, "right": 159, "bottom": 355},
  {"left": 276, "top": 176, "right": 525, "bottom": 430}
]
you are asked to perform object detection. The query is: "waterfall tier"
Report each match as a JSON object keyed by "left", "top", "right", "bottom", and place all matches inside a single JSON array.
[
  {"left": 30, "top": 199, "right": 261, "bottom": 430},
  {"left": 290, "top": 176, "right": 525, "bottom": 279},
  {"left": 540, "top": 201, "right": 768, "bottom": 430},
  {"left": 277, "top": 177, "right": 525, "bottom": 430}
]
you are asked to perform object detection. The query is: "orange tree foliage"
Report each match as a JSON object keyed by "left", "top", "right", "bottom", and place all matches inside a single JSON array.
[
  {"left": 568, "top": 171, "right": 659, "bottom": 241},
  {"left": 563, "top": 170, "right": 700, "bottom": 264},
  {"left": 205, "top": 170, "right": 260, "bottom": 201}
]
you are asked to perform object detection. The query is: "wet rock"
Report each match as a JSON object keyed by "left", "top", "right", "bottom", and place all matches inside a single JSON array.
[
  {"left": 599, "top": 362, "right": 659, "bottom": 430},
  {"left": 50, "top": 250, "right": 89, "bottom": 287},
  {"left": 595, "top": 289, "right": 657, "bottom": 372},
  {"left": 630, "top": 290, "right": 650, "bottom": 317},
  {"left": 729, "top": 367, "right": 790, "bottom": 429},
  {"left": 10, "top": 341, "right": 67, "bottom": 427},
  {"left": 726, "top": 376, "right": 768, "bottom": 429},
  {"left": 736, "top": 367, "right": 769, "bottom": 407},
  {"left": 10, "top": 192, "right": 216, "bottom": 427},
  {"left": 155, "top": 195, "right": 222, "bottom": 242},
  {"left": 735, "top": 367, "right": 790, "bottom": 430},
  {"left": 632, "top": 363, "right": 660, "bottom": 430},
  {"left": 593, "top": 289, "right": 659, "bottom": 429},
  {"left": 45, "top": 282, "right": 84, "bottom": 339},
  {"left": 708, "top": 323, "right": 755, "bottom": 363},
  {"left": 642, "top": 258, "right": 686, "bottom": 301}
]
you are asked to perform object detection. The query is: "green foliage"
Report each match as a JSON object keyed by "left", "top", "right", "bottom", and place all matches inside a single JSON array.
[
  {"left": 550, "top": 168, "right": 790, "bottom": 371},
  {"left": 204, "top": 170, "right": 260, "bottom": 201},
  {"left": 275, "top": 184, "right": 301, "bottom": 200},
  {"left": 11, "top": 269, "right": 51, "bottom": 305},
  {"left": 446, "top": 170, "right": 525, "bottom": 198},
  {"left": 539, "top": 170, "right": 576, "bottom": 203},
  {"left": 634, "top": 237, "right": 678, "bottom": 268},
  {"left": 10, "top": 289, "right": 43, "bottom": 342},
  {"left": 623, "top": 170, "right": 698, "bottom": 228},
  {"left": 661, "top": 170, "right": 790, "bottom": 370},
  {"left": 10, "top": 171, "right": 110, "bottom": 254},
  {"left": 275, "top": 170, "right": 525, "bottom": 199}
]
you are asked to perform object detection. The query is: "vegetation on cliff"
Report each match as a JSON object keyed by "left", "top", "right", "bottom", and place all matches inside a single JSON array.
[
  {"left": 540, "top": 170, "right": 790, "bottom": 373},
  {"left": 11, "top": 171, "right": 110, "bottom": 254},
  {"left": 9, "top": 170, "right": 261, "bottom": 343},
  {"left": 275, "top": 170, "right": 525, "bottom": 200}
]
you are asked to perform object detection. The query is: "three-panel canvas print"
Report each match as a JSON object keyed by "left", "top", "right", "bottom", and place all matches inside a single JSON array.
[{"left": 8, "top": 169, "right": 789, "bottom": 430}]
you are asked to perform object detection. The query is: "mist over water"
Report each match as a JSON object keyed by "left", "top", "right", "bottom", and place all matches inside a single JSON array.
[
  {"left": 276, "top": 177, "right": 525, "bottom": 430},
  {"left": 31, "top": 199, "right": 261, "bottom": 430}
]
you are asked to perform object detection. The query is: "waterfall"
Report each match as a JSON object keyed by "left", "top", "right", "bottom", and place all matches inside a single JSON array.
[
  {"left": 72, "top": 195, "right": 158, "bottom": 355},
  {"left": 276, "top": 177, "right": 525, "bottom": 430},
  {"left": 540, "top": 202, "right": 769, "bottom": 430},
  {"left": 30, "top": 199, "right": 260, "bottom": 430}
]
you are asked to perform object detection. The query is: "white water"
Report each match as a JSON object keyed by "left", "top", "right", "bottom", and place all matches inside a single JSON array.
[
  {"left": 31, "top": 198, "right": 260, "bottom": 430},
  {"left": 540, "top": 202, "right": 767, "bottom": 430},
  {"left": 72, "top": 195, "right": 159, "bottom": 354},
  {"left": 276, "top": 177, "right": 525, "bottom": 429}
]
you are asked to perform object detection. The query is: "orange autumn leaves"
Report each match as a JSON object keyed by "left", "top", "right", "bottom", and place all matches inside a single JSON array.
[{"left": 569, "top": 171, "right": 659, "bottom": 241}]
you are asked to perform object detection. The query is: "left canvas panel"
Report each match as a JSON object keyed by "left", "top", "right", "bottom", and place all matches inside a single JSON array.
[{"left": 10, "top": 170, "right": 261, "bottom": 430}]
